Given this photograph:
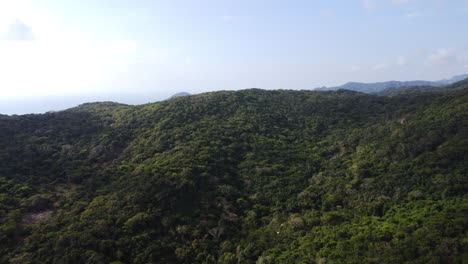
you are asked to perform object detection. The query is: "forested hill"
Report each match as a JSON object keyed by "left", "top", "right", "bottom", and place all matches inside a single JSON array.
[
  {"left": 0, "top": 84, "right": 467, "bottom": 263},
  {"left": 377, "top": 77, "right": 468, "bottom": 97}
]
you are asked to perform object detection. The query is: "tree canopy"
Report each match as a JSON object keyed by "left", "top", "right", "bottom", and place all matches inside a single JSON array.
[{"left": 0, "top": 82, "right": 467, "bottom": 263}]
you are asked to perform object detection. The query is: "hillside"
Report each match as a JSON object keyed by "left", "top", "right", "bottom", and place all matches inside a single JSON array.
[
  {"left": 316, "top": 74, "right": 468, "bottom": 93},
  {"left": 0, "top": 86, "right": 467, "bottom": 263}
]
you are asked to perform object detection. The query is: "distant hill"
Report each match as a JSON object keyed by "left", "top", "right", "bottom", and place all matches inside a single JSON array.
[
  {"left": 435, "top": 74, "right": 468, "bottom": 85},
  {"left": 317, "top": 74, "right": 468, "bottom": 93},
  {"left": 169, "top": 92, "right": 191, "bottom": 99},
  {"left": 377, "top": 78, "right": 468, "bottom": 96}
]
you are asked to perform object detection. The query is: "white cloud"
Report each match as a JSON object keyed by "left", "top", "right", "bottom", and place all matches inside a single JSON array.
[
  {"left": 391, "top": 0, "right": 410, "bottom": 4},
  {"left": 107, "top": 41, "right": 137, "bottom": 56},
  {"left": 0, "top": 35, "right": 142, "bottom": 96},
  {"left": 320, "top": 9, "right": 335, "bottom": 17},
  {"left": 373, "top": 63, "right": 387, "bottom": 70},
  {"left": 404, "top": 11, "right": 425, "bottom": 18},
  {"left": 0, "top": 0, "right": 149, "bottom": 97},
  {"left": 350, "top": 65, "right": 361, "bottom": 72},
  {"left": 397, "top": 56, "right": 407, "bottom": 66},
  {"left": 363, "top": 0, "right": 377, "bottom": 11},
  {"left": 0, "top": 20, "right": 34, "bottom": 41},
  {"left": 433, "top": 0, "right": 447, "bottom": 8},
  {"left": 427, "top": 48, "right": 456, "bottom": 65},
  {"left": 0, "top": 40, "right": 104, "bottom": 96}
]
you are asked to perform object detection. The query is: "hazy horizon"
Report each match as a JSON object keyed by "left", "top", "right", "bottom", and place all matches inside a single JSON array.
[{"left": 2, "top": 72, "right": 468, "bottom": 115}]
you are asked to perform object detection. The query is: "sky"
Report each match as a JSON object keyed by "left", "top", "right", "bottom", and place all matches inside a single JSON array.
[{"left": 0, "top": 0, "right": 468, "bottom": 114}]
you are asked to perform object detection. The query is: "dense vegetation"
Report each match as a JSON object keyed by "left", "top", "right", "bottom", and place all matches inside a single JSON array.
[{"left": 0, "top": 80, "right": 467, "bottom": 264}]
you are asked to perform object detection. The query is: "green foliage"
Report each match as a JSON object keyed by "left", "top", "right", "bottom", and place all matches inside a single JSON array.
[{"left": 0, "top": 86, "right": 467, "bottom": 263}]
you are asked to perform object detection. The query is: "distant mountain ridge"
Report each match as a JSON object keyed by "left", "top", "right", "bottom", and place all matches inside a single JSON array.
[
  {"left": 377, "top": 78, "right": 468, "bottom": 97},
  {"left": 436, "top": 74, "right": 468, "bottom": 85},
  {"left": 316, "top": 74, "right": 468, "bottom": 93}
]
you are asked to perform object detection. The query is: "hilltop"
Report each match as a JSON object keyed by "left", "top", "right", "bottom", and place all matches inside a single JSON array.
[{"left": 169, "top": 92, "right": 192, "bottom": 99}]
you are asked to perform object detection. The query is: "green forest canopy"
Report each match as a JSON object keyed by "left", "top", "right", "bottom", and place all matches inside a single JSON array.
[{"left": 0, "top": 81, "right": 467, "bottom": 263}]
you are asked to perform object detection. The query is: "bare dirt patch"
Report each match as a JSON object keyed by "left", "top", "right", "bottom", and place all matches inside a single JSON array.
[{"left": 23, "top": 210, "right": 52, "bottom": 224}]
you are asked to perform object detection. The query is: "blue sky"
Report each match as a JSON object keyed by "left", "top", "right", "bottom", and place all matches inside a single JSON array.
[{"left": 0, "top": 0, "right": 468, "bottom": 112}]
